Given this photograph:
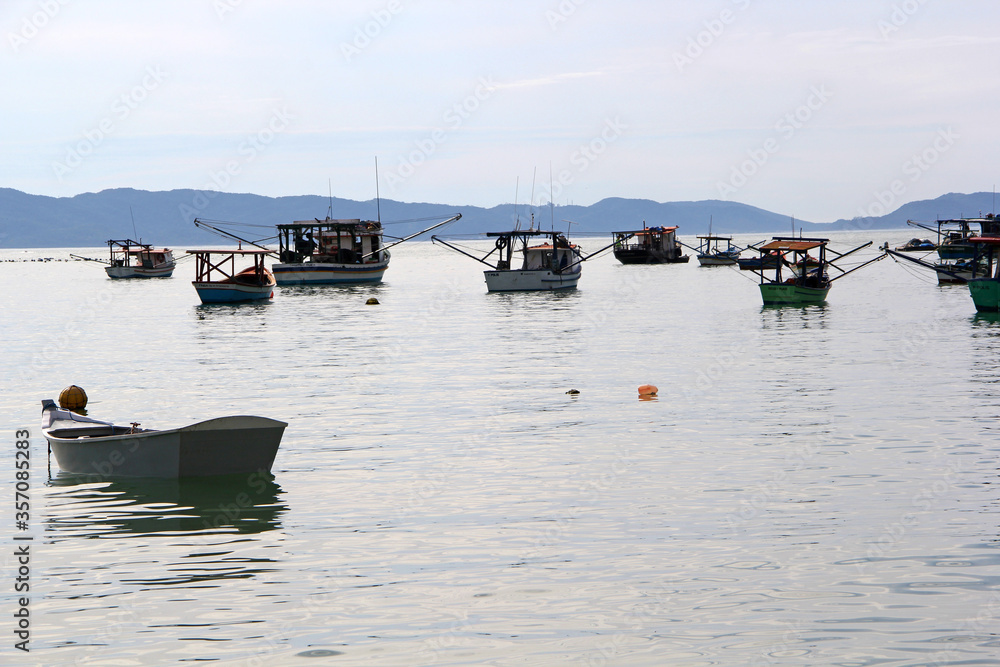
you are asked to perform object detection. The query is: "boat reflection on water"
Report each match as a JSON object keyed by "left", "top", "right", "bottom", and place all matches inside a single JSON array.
[{"left": 46, "top": 472, "right": 287, "bottom": 540}]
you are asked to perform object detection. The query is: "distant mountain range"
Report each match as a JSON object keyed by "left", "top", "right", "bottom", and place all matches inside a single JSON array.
[{"left": 0, "top": 187, "right": 996, "bottom": 249}]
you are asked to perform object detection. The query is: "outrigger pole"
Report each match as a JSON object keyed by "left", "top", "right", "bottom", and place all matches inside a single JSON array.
[
  {"left": 431, "top": 235, "right": 498, "bottom": 268},
  {"left": 822, "top": 239, "right": 874, "bottom": 274},
  {"left": 561, "top": 235, "right": 632, "bottom": 272},
  {"left": 881, "top": 245, "right": 966, "bottom": 281},
  {"left": 193, "top": 219, "right": 277, "bottom": 255},
  {"left": 362, "top": 214, "right": 462, "bottom": 259},
  {"left": 827, "top": 251, "right": 888, "bottom": 282},
  {"left": 69, "top": 254, "right": 109, "bottom": 264},
  {"left": 906, "top": 219, "right": 940, "bottom": 236}
]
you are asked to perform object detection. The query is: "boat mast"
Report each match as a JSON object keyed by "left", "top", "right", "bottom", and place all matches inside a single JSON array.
[
  {"left": 549, "top": 162, "right": 555, "bottom": 232},
  {"left": 374, "top": 156, "right": 381, "bottom": 225},
  {"left": 513, "top": 177, "right": 520, "bottom": 231},
  {"left": 129, "top": 206, "right": 139, "bottom": 243},
  {"left": 529, "top": 167, "right": 536, "bottom": 232},
  {"left": 327, "top": 179, "right": 334, "bottom": 220}
]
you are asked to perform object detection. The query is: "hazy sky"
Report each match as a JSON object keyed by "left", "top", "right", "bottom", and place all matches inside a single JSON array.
[{"left": 2, "top": 0, "right": 998, "bottom": 221}]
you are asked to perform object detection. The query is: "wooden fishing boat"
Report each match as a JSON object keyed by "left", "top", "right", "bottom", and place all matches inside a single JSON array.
[
  {"left": 271, "top": 214, "right": 461, "bottom": 286},
  {"left": 105, "top": 239, "right": 175, "bottom": 278},
  {"left": 612, "top": 225, "right": 689, "bottom": 264},
  {"left": 753, "top": 237, "right": 884, "bottom": 305},
  {"left": 695, "top": 234, "right": 741, "bottom": 266},
  {"left": 484, "top": 230, "right": 582, "bottom": 291},
  {"left": 273, "top": 218, "right": 389, "bottom": 285},
  {"left": 882, "top": 244, "right": 985, "bottom": 285},
  {"left": 187, "top": 248, "right": 275, "bottom": 303},
  {"left": 433, "top": 228, "right": 616, "bottom": 292},
  {"left": 894, "top": 238, "right": 936, "bottom": 252},
  {"left": 904, "top": 216, "right": 1000, "bottom": 260},
  {"left": 737, "top": 251, "right": 782, "bottom": 271},
  {"left": 41, "top": 399, "right": 286, "bottom": 478},
  {"left": 935, "top": 258, "right": 986, "bottom": 284}
]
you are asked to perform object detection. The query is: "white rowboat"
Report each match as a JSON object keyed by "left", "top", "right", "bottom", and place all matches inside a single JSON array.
[{"left": 41, "top": 400, "right": 286, "bottom": 478}]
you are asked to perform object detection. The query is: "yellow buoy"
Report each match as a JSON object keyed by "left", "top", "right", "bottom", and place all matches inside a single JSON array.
[
  {"left": 637, "top": 384, "right": 658, "bottom": 396},
  {"left": 366, "top": 297, "right": 380, "bottom": 305},
  {"left": 58, "top": 385, "right": 88, "bottom": 410}
]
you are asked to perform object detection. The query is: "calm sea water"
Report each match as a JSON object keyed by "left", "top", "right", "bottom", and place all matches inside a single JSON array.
[{"left": 2, "top": 231, "right": 999, "bottom": 666}]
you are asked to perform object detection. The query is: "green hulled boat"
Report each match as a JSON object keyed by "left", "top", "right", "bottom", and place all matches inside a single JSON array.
[
  {"left": 966, "top": 237, "right": 1000, "bottom": 312},
  {"left": 752, "top": 237, "right": 884, "bottom": 306},
  {"left": 969, "top": 280, "right": 1000, "bottom": 312},
  {"left": 759, "top": 281, "right": 830, "bottom": 305}
]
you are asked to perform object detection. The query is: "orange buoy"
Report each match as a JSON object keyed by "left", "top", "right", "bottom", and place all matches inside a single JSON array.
[
  {"left": 637, "top": 384, "right": 658, "bottom": 396},
  {"left": 58, "top": 385, "right": 88, "bottom": 410}
]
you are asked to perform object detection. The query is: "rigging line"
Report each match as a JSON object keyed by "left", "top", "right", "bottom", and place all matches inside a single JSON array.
[
  {"left": 899, "top": 260, "right": 937, "bottom": 284},
  {"left": 725, "top": 262, "right": 761, "bottom": 283},
  {"left": 433, "top": 239, "right": 497, "bottom": 255},
  {"left": 193, "top": 219, "right": 276, "bottom": 229},
  {"left": 886, "top": 252, "right": 936, "bottom": 283},
  {"left": 381, "top": 216, "right": 455, "bottom": 225}
]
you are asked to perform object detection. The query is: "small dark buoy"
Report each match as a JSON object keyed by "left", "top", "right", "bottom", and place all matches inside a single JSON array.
[
  {"left": 296, "top": 649, "right": 345, "bottom": 658},
  {"left": 566, "top": 389, "right": 580, "bottom": 395},
  {"left": 366, "top": 297, "right": 379, "bottom": 305},
  {"left": 58, "top": 385, "right": 88, "bottom": 410}
]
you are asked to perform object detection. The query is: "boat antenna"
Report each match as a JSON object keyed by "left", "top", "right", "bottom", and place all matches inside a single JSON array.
[
  {"left": 129, "top": 206, "right": 139, "bottom": 242},
  {"left": 374, "top": 156, "right": 381, "bottom": 225},
  {"left": 549, "top": 162, "right": 555, "bottom": 231},
  {"left": 529, "top": 167, "right": 536, "bottom": 232},
  {"left": 327, "top": 178, "right": 334, "bottom": 220},
  {"left": 513, "top": 177, "right": 520, "bottom": 230}
]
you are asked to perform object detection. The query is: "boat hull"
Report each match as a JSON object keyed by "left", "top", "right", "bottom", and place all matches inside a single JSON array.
[
  {"left": 934, "top": 262, "right": 979, "bottom": 284},
  {"left": 106, "top": 265, "right": 175, "bottom": 278},
  {"left": 759, "top": 282, "right": 830, "bottom": 305},
  {"left": 738, "top": 257, "right": 780, "bottom": 271},
  {"left": 46, "top": 416, "right": 287, "bottom": 478},
  {"left": 484, "top": 268, "right": 580, "bottom": 291},
  {"left": 272, "top": 261, "right": 388, "bottom": 285},
  {"left": 614, "top": 249, "right": 689, "bottom": 264},
  {"left": 938, "top": 244, "right": 975, "bottom": 260},
  {"left": 193, "top": 281, "right": 274, "bottom": 303},
  {"left": 968, "top": 278, "right": 1000, "bottom": 312},
  {"left": 697, "top": 254, "right": 738, "bottom": 266}
]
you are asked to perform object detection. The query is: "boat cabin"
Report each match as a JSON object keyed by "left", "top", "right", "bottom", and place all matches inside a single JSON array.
[
  {"left": 487, "top": 230, "right": 578, "bottom": 272},
  {"left": 964, "top": 237, "right": 1000, "bottom": 313},
  {"left": 757, "top": 238, "right": 829, "bottom": 286},
  {"left": 614, "top": 226, "right": 678, "bottom": 251},
  {"left": 185, "top": 249, "right": 274, "bottom": 286},
  {"left": 968, "top": 237, "right": 1000, "bottom": 280},
  {"left": 107, "top": 239, "right": 174, "bottom": 269},
  {"left": 277, "top": 219, "right": 383, "bottom": 265}
]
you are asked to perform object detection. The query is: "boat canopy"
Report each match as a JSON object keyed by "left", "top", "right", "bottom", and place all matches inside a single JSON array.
[
  {"left": 185, "top": 249, "right": 273, "bottom": 255},
  {"left": 760, "top": 240, "right": 825, "bottom": 252},
  {"left": 526, "top": 242, "right": 578, "bottom": 250},
  {"left": 967, "top": 237, "right": 1000, "bottom": 245},
  {"left": 279, "top": 219, "right": 369, "bottom": 229},
  {"left": 616, "top": 226, "right": 678, "bottom": 235}
]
